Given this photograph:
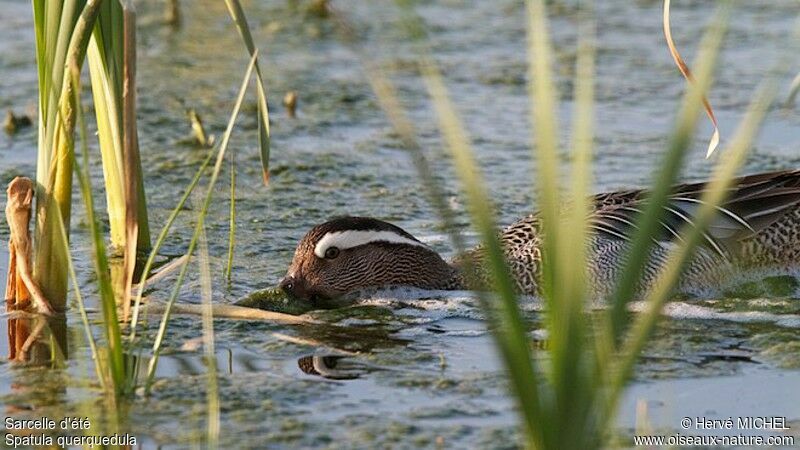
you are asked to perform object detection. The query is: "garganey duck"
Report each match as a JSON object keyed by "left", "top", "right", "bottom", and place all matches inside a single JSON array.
[{"left": 281, "top": 169, "right": 800, "bottom": 304}]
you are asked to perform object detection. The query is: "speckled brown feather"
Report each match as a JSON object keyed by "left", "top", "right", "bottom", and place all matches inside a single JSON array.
[
  {"left": 455, "top": 169, "right": 800, "bottom": 297},
  {"left": 286, "top": 170, "right": 800, "bottom": 301}
]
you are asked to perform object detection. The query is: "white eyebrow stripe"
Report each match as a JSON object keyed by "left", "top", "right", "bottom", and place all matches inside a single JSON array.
[{"left": 314, "top": 230, "right": 428, "bottom": 258}]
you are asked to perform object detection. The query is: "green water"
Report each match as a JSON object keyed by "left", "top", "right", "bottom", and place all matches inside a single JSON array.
[{"left": 1, "top": 0, "right": 799, "bottom": 448}]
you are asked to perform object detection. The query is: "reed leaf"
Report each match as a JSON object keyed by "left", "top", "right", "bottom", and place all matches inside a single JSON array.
[
  {"left": 121, "top": 0, "right": 142, "bottom": 323},
  {"left": 86, "top": 0, "right": 150, "bottom": 257},
  {"left": 225, "top": 148, "right": 236, "bottom": 282},
  {"left": 223, "top": 0, "right": 272, "bottom": 184},
  {"left": 69, "top": 67, "right": 127, "bottom": 394},
  {"left": 548, "top": 4, "right": 598, "bottom": 447},
  {"left": 129, "top": 149, "right": 215, "bottom": 340},
  {"left": 32, "top": 0, "right": 102, "bottom": 311}
]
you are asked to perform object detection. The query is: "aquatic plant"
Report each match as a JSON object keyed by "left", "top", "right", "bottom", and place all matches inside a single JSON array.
[
  {"left": 87, "top": 0, "right": 150, "bottom": 257},
  {"left": 350, "top": 0, "right": 779, "bottom": 448},
  {"left": 16, "top": 0, "right": 273, "bottom": 403},
  {"left": 31, "top": 0, "right": 104, "bottom": 313}
]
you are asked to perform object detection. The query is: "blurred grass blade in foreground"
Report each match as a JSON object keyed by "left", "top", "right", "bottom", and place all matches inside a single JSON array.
[{"left": 368, "top": 1, "right": 773, "bottom": 449}]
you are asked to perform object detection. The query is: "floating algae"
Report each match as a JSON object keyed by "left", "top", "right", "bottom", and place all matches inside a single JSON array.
[{"left": 234, "top": 287, "right": 314, "bottom": 315}]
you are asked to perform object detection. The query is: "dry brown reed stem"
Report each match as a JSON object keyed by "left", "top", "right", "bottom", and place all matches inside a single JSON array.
[
  {"left": 17, "top": 318, "right": 47, "bottom": 361},
  {"left": 165, "top": 0, "right": 180, "bottom": 27},
  {"left": 283, "top": 91, "right": 298, "bottom": 118},
  {"left": 6, "top": 177, "right": 54, "bottom": 317},
  {"left": 134, "top": 254, "right": 189, "bottom": 290},
  {"left": 142, "top": 300, "right": 319, "bottom": 325},
  {"left": 663, "top": 0, "right": 720, "bottom": 156},
  {"left": 122, "top": 0, "right": 140, "bottom": 323},
  {"left": 4, "top": 224, "right": 24, "bottom": 360}
]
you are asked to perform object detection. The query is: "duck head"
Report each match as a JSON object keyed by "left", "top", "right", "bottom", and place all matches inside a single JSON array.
[{"left": 280, "top": 216, "right": 460, "bottom": 305}]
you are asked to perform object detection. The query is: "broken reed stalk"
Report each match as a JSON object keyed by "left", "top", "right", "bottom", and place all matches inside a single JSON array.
[
  {"left": 6, "top": 178, "right": 54, "bottom": 317},
  {"left": 5, "top": 177, "right": 55, "bottom": 361},
  {"left": 5, "top": 179, "right": 32, "bottom": 361}
]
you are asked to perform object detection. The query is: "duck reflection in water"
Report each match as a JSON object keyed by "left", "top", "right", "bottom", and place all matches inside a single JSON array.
[{"left": 297, "top": 355, "right": 370, "bottom": 380}]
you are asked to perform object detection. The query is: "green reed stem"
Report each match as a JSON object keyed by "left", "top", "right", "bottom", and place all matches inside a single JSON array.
[
  {"left": 33, "top": 0, "right": 102, "bottom": 313},
  {"left": 52, "top": 204, "right": 106, "bottom": 391},
  {"left": 129, "top": 148, "right": 215, "bottom": 341},
  {"left": 70, "top": 67, "right": 127, "bottom": 395},
  {"left": 225, "top": 148, "right": 236, "bottom": 282}
]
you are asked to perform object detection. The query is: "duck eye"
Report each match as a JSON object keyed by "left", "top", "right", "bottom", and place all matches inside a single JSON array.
[{"left": 324, "top": 246, "right": 340, "bottom": 259}]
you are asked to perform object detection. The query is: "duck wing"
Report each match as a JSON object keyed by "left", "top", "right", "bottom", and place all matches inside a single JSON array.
[{"left": 588, "top": 169, "right": 800, "bottom": 256}]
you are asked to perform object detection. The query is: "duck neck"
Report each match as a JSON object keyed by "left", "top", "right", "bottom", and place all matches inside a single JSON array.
[
  {"left": 446, "top": 247, "right": 493, "bottom": 292},
  {"left": 438, "top": 263, "right": 466, "bottom": 290}
]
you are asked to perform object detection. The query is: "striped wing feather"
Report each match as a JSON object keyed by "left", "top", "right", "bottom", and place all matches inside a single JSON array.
[{"left": 588, "top": 169, "right": 800, "bottom": 255}]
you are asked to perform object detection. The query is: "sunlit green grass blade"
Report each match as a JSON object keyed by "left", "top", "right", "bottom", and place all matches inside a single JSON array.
[
  {"left": 360, "top": 64, "right": 469, "bottom": 252},
  {"left": 225, "top": 149, "right": 236, "bottom": 282},
  {"left": 69, "top": 68, "right": 127, "bottom": 394},
  {"left": 52, "top": 204, "right": 107, "bottom": 391},
  {"left": 144, "top": 52, "right": 259, "bottom": 393},
  {"left": 548, "top": 4, "right": 598, "bottom": 448},
  {"left": 787, "top": 72, "right": 800, "bottom": 107},
  {"left": 525, "top": 3, "right": 568, "bottom": 442},
  {"left": 526, "top": 0, "right": 561, "bottom": 299},
  {"left": 606, "top": 5, "right": 730, "bottom": 346},
  {"left": 128, "top": 149, "right": 215, "bottom": 341},
  {"left": 223, "top": 0, "right": 272, "bottom": 184}
]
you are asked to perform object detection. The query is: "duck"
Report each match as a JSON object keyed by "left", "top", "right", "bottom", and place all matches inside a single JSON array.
[{"left": 280, "top": 169, "right": 800, "bottom": 304}]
